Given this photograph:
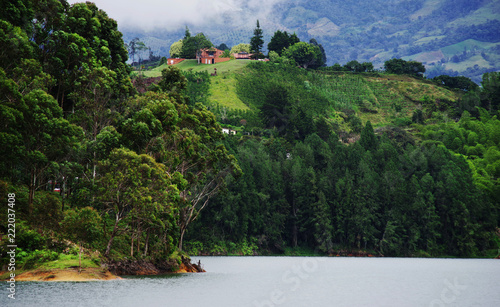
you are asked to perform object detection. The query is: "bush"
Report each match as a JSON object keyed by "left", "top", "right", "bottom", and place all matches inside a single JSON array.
[
  {"left": 21, "top": 250, "right": 59, "bottom": 269},
  {"left": 16, "top": 221, "right": 46, "bottom": 251},
  {"left": 392, "top": 117, "right": 412, "bottom": 127}
]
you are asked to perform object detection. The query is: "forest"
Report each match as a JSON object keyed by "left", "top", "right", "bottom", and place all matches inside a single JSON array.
[
  {"left": 0, "top": 0, "right": 239, "bottom": 270},
  {"left": 185, "top": 62, "right": 500, "bottom": 258},
  {"left": 0, "top": 1, "right": 499, "bottom": 274}
]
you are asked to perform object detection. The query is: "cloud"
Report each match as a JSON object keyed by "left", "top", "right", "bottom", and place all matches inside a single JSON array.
[{"left": 68, "top": 0, "right": 286, "bottom": 32}]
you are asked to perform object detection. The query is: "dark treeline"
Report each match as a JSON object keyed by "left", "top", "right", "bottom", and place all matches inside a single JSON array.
[{"left": 188, "top": 127, "right": 498, "bottom": 257}]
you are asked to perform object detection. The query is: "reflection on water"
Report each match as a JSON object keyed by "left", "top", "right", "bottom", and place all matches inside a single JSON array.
[{"left": 2, "top": 257, "right": 500, "bottom": 307}]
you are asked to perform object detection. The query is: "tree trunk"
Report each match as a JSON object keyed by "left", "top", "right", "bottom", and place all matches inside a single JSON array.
[
  {"left": 79, "top": 244, "right": 82, "bottom": 274},
  {"left": 105, "top": 217, "right": 120, "bottom": 257},
  {"left": 130, "top": 235, "right": 134, "bottom": 257},
  {"left": 178, "top": 227, "right": 186, "bottom": 251},
  {"left": 292, "top": 200, "right": 298, "bottom": 248},
  {"left": 143, "top": 231, "right": 150, "bottom": 257},
  {"left": 137, "top": 229, "right": 141, "bottom": 256}
]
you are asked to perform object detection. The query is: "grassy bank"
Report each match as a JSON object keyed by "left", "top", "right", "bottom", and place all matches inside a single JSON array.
[{"left": 0, "top": 252, "right": 117, "bottom": 282}]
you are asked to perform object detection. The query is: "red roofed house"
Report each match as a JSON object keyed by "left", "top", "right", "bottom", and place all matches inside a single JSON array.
[{"left": 197, "top": 48, "right": 231, "bottom": 64}]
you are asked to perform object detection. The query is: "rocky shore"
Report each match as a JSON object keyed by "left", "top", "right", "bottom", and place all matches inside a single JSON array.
[
  {"left": 106, "top": 256, "right": 205, "bottom": 275},
  {"left": 1, "top": 256, "right": 204, "bottom": 282},
  {"left": 9, "top": 267, "right": 123, "bottom": 282}
]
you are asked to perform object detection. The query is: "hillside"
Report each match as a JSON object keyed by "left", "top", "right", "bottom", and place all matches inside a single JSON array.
[
  {"left": 121, "top": 0, "right": 500, "bottom": 83},
  {"left": 139, "top": 58, "right": 460, "bottom": 124},
  {"left": 192, "top": 62, "right": 461, "bottom": 129},
  {"left": 180, "top": 61, "right": 500, "bottom": 258}
]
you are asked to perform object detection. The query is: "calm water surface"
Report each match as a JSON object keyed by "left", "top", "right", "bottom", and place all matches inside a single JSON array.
[{"left": 2, "top": 257, "right": 499, "bottom": 307}]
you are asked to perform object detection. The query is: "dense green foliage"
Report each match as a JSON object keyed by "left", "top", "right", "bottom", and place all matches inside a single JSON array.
[
  {"left": 0, "top": 1, "right": 237, "bottom": 268},
  {"left": 267, "top": 30, "right": 300, "bottom": 56},
  {"left": 188, "top": 127, "right": 498, "bottom": 257},
  {"left": 384, "top": 59, "right": 426, "bottom": 77},
  {"left": 180, "top": 27, "right": 212, "bottom": 59},
  {"left": 283, "top": 42, "right": 325, "bottom": 69}
]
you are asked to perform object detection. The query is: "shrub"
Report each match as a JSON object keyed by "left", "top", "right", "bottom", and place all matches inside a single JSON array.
[{"left": 21, "top": 250, "right": 59, "bottom": 269}]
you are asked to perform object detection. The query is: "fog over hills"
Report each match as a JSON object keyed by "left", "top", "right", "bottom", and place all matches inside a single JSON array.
[{"left": 78, "top": 0, "right": 500, "bottom": 82}]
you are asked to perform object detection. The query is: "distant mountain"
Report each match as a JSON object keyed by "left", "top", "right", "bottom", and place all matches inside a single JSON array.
[{"left": 121, "top": 0, "right": 500, "bottom": 83}]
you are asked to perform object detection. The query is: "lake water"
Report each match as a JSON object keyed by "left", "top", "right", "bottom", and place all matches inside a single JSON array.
[{"left": 2, "top": 257, "right": 500, "bottom": 307}]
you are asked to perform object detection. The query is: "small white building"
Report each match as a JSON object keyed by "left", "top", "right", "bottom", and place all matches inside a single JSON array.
[{"left": 222, "top": 128, "right": 237, "bottom": 135}]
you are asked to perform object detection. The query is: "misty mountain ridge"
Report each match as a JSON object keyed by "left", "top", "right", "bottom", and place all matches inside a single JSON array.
[{"left": 121, "top": 0, "right": 500, "bottom": 83}]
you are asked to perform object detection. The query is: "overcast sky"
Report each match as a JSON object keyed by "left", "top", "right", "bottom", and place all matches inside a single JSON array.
[{"left": 67, "top": 0, "right": 285, "bottom": 31}]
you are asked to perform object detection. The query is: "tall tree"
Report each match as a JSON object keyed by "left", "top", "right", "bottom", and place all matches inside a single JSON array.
[
  {"left": 127, "top": 37, "right": 147, "bottom": 65},
  {"left": 97, "top": 148, "right": 181, "bottom": 257},
  {"left": 250, "top": 20, "right": 264, "bottom": 59}
]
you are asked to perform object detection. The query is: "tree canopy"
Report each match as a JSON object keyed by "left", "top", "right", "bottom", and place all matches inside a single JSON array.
[
  {"left": 267, "top": 30, "right": 300, "bottom": 56},
  {"left": 180, "top": 29, "right": 212, "bottom": 59},
  {"left": 282, "top": 42, "right": 325, "bottom": 69},
  {"left": 384, "top": 58, "right": 426, "bottom": 77}
]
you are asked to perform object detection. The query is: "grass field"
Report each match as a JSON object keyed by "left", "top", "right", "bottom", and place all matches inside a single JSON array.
[
  {"left": 140, "top": 59, "right": 251, "bottom": 77},
  {"left": 210, "top": 74, "right": 250, "bottom": 110},
  {"left": 38, "top": 254, "right": 99, "bottom": 270},
  {"left": 137, "top": 59, "right": 252, "bottom": 110}
]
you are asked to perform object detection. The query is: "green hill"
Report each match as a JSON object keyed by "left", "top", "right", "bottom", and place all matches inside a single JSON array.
[{"left": 201, "top": 63, "right": 461, "bottom": 130}]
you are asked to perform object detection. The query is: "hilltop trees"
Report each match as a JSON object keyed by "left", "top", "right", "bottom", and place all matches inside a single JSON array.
[
  {"left": 127, "top": 38, "right": 147, "bottom": 64},
  {"left": 169, "top": 40, "right": 183, "bottom": 58},
  {"left": 230, "top": 43, "right": 251, "bottom": 54},
  {"left": 180, "top": 27, "right": 212, "bottom": 59},
  {"left": 282, "top": 42, "right": 325, "bottom": 69},
  {"left": 268, "top": 30, "right": 300, "bottom": 56},
  {"left": 344, "top": 60, "right": 374, "bottom": 73},
  {"left": 384, "top": 58, "right": 426, "bottom": 77},
  {"left": 432, "top": 75, "right": 478, "bottom": 92},
  {"left": 309, "top": 38, "right": 327, "bottom": 67}
]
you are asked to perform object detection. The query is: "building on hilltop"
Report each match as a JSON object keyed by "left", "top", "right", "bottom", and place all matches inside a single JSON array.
[{"left": 197, "top": 48, "right": 231, "bottom": 64}]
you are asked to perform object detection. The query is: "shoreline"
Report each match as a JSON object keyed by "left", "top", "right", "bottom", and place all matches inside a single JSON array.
[
  {"left": 1, "top": 256, "right": 206, "bottom": 282},
  {"left": 2, "top": 267, "right": 123, "bottom": 282}
]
